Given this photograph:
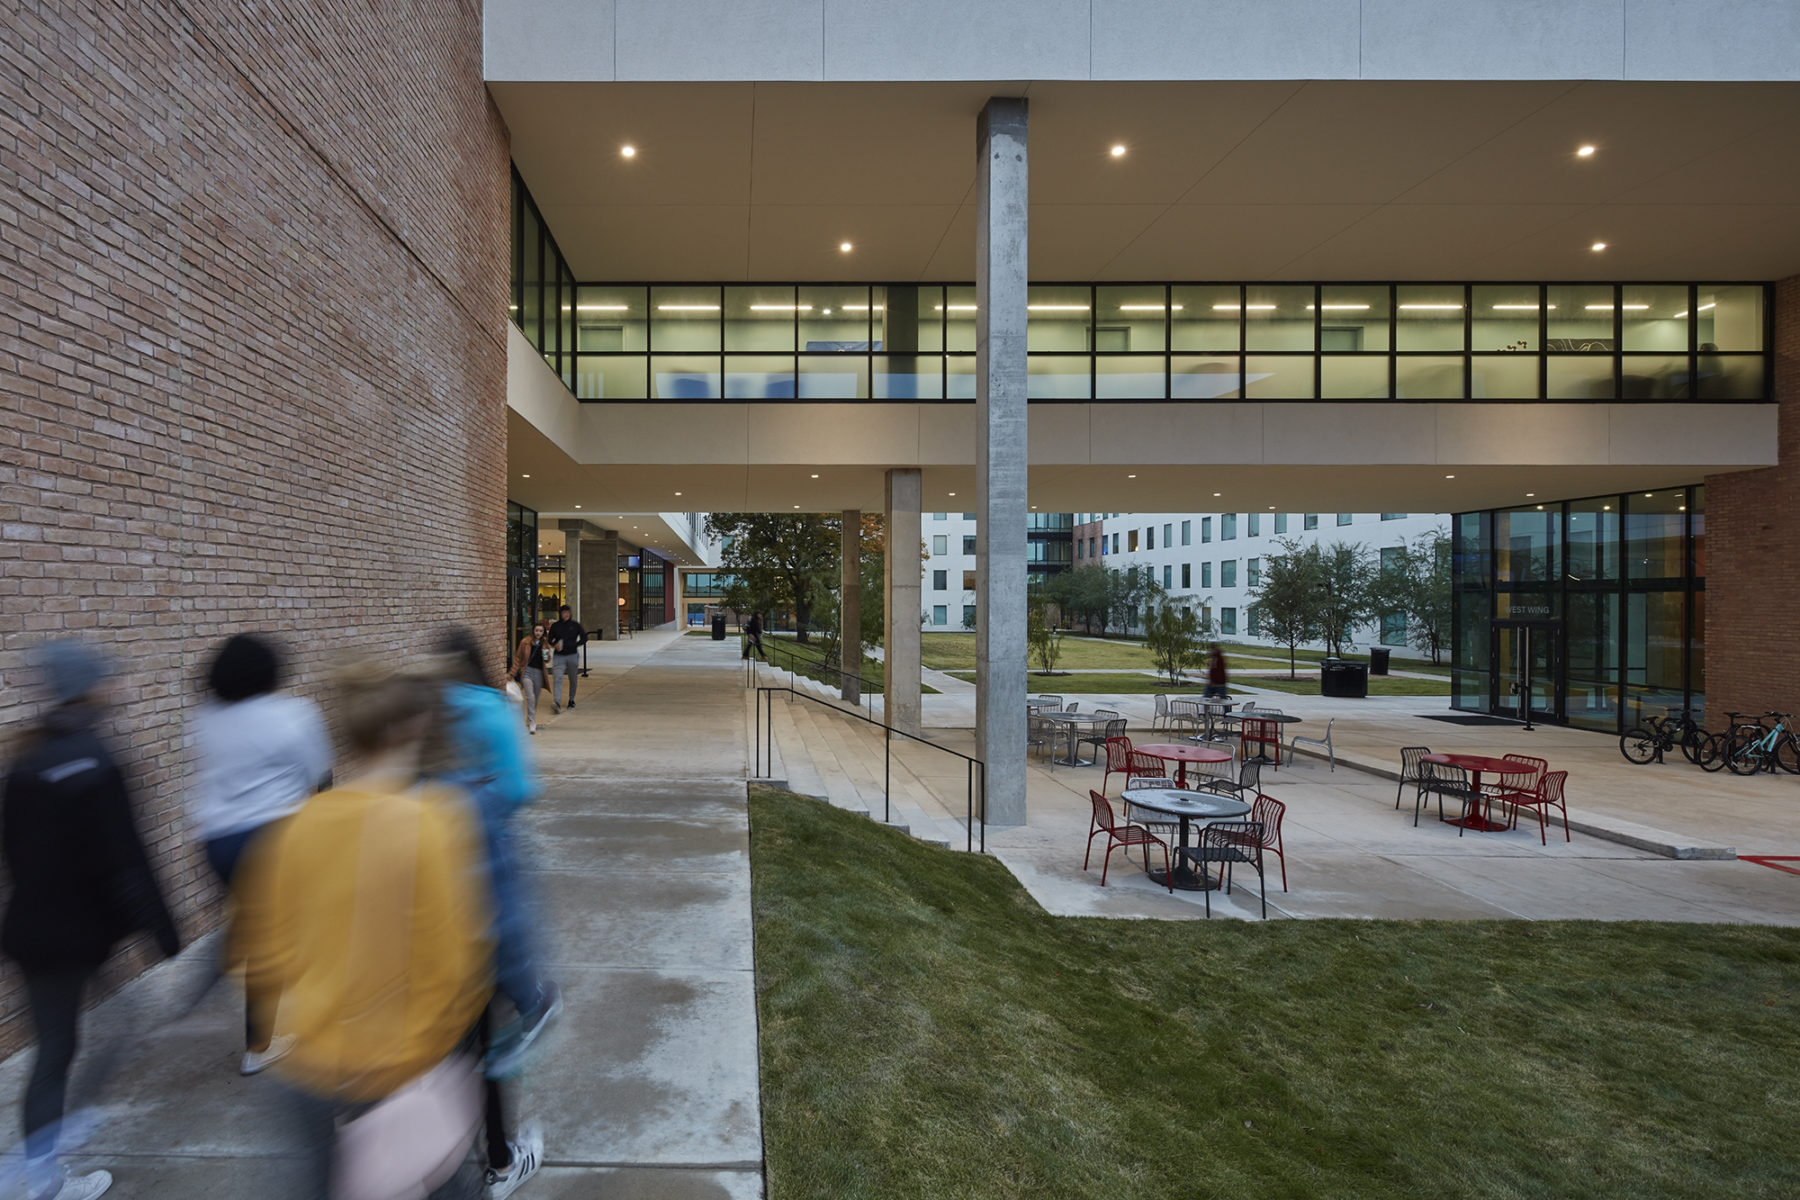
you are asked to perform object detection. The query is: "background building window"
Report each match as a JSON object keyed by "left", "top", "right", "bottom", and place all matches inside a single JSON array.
[
  {"left": 1202, "top": 562, "right": 1213, "bottom": 587},
  {"left": 1221, "top": 607, "right": 1237, "bottom": 635},
  {"left": 1163, "top": 564, "right": 1172, "bottom": 588},
  {"left": 1202, "top": 518, "right": 1212, "bottom": 543},
  {"left": 1181, "top": 520, "right": 1191, "bottom": 546},
  {"left": 1248, "top": 513, "right": 1260, "bottom": 537},
  {"left": 1222, "top": 514, "right": 1237, "bottom": 540},
  {"left": 1128, "top": 530, "right": 1140, "bottom": 551},
  {"left": 933, "top": 534, "right": 947, "bottom": 554},
  {"left": 1247, "top": 558, "right": 1260, "bottom": 587},
  {"left": 962, "top": 535, "right": 976, "bottom": 556},
  {"left": 1381, "top": 513, "right": 1407, "bottom": 521},
  {"left": 1181, "top": 563, "right": 1191, "bottom": 588},
  {"left": 933, "top": 512, "right": 946, "bottom": 520},
  {"left": 1147, "top": 526, "right": 1155, "bottom": 550},
  {"left": 1304, "top": 514, "right": 1319, "bottom": 530},
  {"left": 1111, "top": 533, "right": 1119, "bottom": 553},
  {"left": 1164, "top": 522, "right": 1173, "bottom": 546},
  {"left": 932, "top": 569, "right": 947, "bottom": 590},
  {"left": 962, "top": 570, "right": 976, "bottom": 590},
  {"left": 1222, "top": 560, "right": 1238, "bottom": 588},
  {"left": 1337, "top": 513, "right": 1353, "bottom": 525},
  {"left": 1381, "top": 612, "right": 1408, "bottom": 646},
  {"left": 933, "top": 605, "right": 947, "bottom": 625},
  {"left": 1275, "top": 514, "right": 1289, "bottom": 534},
  {"left": 962, "top": 604, "right": 977, "bottom": 628}
]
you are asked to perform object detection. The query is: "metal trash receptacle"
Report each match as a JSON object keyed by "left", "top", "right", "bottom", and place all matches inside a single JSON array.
[
  {"left": 1369, "top": 647, "right": 1391, "bottom": 675},
  {"left": 711, "top": 613, "right": 727, "bottom": 641},
  {"left": 1320, "top": 658, "right": 1369, "bottom": 698}
]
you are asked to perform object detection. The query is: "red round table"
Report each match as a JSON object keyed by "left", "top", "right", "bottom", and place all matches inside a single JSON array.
[
  {"left": 1134, "top": 743, "right": 1233, "bottom": 789},
  {"left": 1422, "top": 753, "right": 1517, "bottom": 832}
]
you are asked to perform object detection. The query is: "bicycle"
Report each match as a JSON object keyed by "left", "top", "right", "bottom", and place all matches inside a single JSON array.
[
  {"left": 1722, "top": 711, "right": 1800, "bottom": 776},
  {"left": 1619, "top": 707, "right": 1712, "bottom": 767}
]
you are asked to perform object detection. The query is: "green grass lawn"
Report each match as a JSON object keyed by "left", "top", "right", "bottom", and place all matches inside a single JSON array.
[
  {"left": 924, "top": 632, "right": 1157, "bottom": 672},
  {"left": 761, "top": 635, "right": 939, "bottom": 696},
  {"left": 750, "top": 786, "right": 1800, "bottom": 1200}
]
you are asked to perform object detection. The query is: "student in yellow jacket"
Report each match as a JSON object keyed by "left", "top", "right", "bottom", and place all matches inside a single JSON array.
[{"left": 232, "top": 657, "right": 493, "bottom": 1199}]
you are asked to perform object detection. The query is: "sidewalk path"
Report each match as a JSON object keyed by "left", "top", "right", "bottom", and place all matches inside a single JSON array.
[{"left": 0, "top": 630, "right": 763, "bottom": 1198}]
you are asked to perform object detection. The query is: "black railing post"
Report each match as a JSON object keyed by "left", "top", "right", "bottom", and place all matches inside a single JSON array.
[
  {"left": 979, "top": 762, "right": 986, "bottom": 853},
  {"left": 884, "top": 725, "right": 892, "bottom": 824},
  {"left": 754, "top": 689, "right": 761, "bottom": 777},
  {"left": 966, "top": 760, "right": 973, "bottom": 852}
]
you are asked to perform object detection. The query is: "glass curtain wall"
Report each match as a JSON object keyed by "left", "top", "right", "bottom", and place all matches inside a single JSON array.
[
  {"left": 1452, "top": 485, "right": 1705, "bottom": 732},
  {"left": 506, "top": 501, "right": 539, "bottom": 655}
]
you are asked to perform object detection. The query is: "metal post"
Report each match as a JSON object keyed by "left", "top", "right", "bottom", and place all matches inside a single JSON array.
[
  {"left": 1521, "top": 627, "right": 1536, "bottom": 732},
  {"left": 884, "top": 725, "right": 892, "bottom": 824},
  {"left": 754, "top": 689, "right": 762, "bottom": 777}
]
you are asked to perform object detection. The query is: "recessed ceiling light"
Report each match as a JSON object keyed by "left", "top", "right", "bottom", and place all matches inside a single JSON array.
[
  {"left": 1127, "top": 474, "right": 1137, "bottom": 479},
  {"left": 1525, "top": 492, "right": 1534, "bottom": 497},
  {"left": 1576, "top": 144, "right": 1596, "bottom": 157},
  {"left": 621, "top": 144, "right": 637, "bottom": 158},
  {"left": 1603, "top": 504, "right": 1611, "bottom": 510},
  {"left": 1212, "top": 492, "right": 1221, "bottom": 497},
  {"left": 1445, "top": 474, "right": 1456, "bottom": 479},
  {"left": 1679, "top": 505, "right": 1686, "bottom": 511},
  {"left": 810, "top": 473, "right": 819, "bottom": 479},
  {"left": 839, "top": 241, "right": 853, "bottom": 253},
  {"left": 1110, "top": 144, "right": 1127, "bottom": 158},
  {"left": 1591, "top": 241, "right": 1607, "bottom": 252},
  {"left": 1537, "top": 505, "right": 1545, "bottom": 510},
  {"left": 948, "top": 492, "right": 956, "bottom": 497},
  {"left": 1268, "top": 506, "right": 1275, "bottom": 511},
  {"left": 1644, "top": 492, "right": 1653, "bottom": 498},
  {"left": 793, "top": 505, "right": 800, "bottom": 509},
  {"left": 674, "top": 491, "right": 682, "bottom": 496},
  {"left": 574, "top": 505, "right": 582, "bottom": 509},
  {"left": 521, "top": 474, "right": 531, "bottom": 478}
]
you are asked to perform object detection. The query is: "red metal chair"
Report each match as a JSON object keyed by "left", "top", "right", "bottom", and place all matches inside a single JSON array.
[
  {"left": 1240, "top": 717, "right": 1282, "bottom": 769},
  {"left": 1489, "top": 753, "right": 1546, "bottom": 800},
  {"left": 1085, "top": 790, "right": 1171, "bottom": 890},
  {"left": 1246, "top": 793, "right": 1288, "bottom": 891},
  {"left": 1127, "top": 749, "right": 1169, "bottom": 785},
  {"left": 1507, "top": 769, "right": 1570, "bottom": 844},
  {"left": 1100, "top": 735, "right": 1134, "bottom": 794}
]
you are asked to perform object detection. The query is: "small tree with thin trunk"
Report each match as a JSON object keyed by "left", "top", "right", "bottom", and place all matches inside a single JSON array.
[
  {"left": 1145, "top": 600, "right": 1203, "bottom": 687},
  {"left": 1027, "top": 601, "right": 1065, "bottom": 675},
  {"left": 1250, "top": 539, "right": 1322, "bottom": 679}
]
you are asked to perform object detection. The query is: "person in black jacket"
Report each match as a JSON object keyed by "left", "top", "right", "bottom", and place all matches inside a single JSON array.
[{"left": 3, "top": 641, "right": 179, "bottom": 1200}]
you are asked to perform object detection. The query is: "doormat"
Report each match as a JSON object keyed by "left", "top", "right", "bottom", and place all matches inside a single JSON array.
[{"left": 1418, "top": 714, "right": 1525, "bottom": 726}]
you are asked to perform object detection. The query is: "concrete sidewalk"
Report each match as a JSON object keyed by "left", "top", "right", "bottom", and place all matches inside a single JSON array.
[{"left": 0, "top": 629, "right": 763, "bottom": 1198}]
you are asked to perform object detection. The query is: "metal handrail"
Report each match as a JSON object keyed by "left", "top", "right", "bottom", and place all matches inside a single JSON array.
[
  {"left": 754, "top": 681, "right": 986, "bottom": 854},
  {"left": 756, "top": 635, "right": 878, "bottom": 719}
]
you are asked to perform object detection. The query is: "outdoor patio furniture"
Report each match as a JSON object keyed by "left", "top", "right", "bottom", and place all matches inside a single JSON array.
[
  {"left": 1192, "top": 757, "right": 1263, "bottom": 802},
  {"left": 1488, "top": 753, "right": 1548, "bottom": 803},
  {"left": 1240, "top": 717, "right": 1282, "bottom": 768},
  {"left": 1079, "top": 712, "right": 1125, "bottom": 761},
  {"left": 1290, "top": 718, "right": 1335, "bottom": 769},
  {"left": 1183, "top": 818, "right": 1268, "bottom": 918},
  {"left": 1100, "top": 735, "right": 1134, "bottom": 794},
  {"left": 1506, "top": 769, "right": 1570, "bottom": 844},
  {"left": 1085, "top": 790, "right": 1171, "bottom": 890},
  {"left": 1167, "top": 698, "right": 1205, "bottom": 738},
  {"left": 1032, "top": 695, "right": 1064, "bottom": 712},
  {"left": 1247, "top": 793, "right": 1287, "bottom": 891},
  {"left": 1395, "top": 746, "right": 1433, "bottom": 809},
  {"left": 1415, "top": 760, "right": 1480, "bottom": 829},
  {"left": 1121, "top": 775, "right": 1181, "bottom": 844},
  {"left": 1028, "top": 714, "right": 1058, "bottom": 767},
  {"left": 1151, "top": 694, "right": 1171, "bottom": 732},
  {"left": 1127, "top": 749, "right": 1168, "bottom": 785}
]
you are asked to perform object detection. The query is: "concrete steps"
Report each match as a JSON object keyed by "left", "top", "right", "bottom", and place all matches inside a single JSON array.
[{"left": 746, "top": 677, "right": 978, "bottom": 852}]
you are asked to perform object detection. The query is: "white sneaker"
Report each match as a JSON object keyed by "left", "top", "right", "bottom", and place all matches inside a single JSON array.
[
  {"left": 35, "top": 1168, "right": 113, "bottom": 1200},
  {"left": 528, "top": 720, "right": 537, "bottom": 735},
  {"left": 485, "top": 1123, "right": 542, "bottom": 1198},
  {"left": 240, "top": 1034, "right": 295, "bottom": 1076}
]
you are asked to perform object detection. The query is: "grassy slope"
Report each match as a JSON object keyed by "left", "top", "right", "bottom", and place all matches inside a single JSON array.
[{"left": 751, "top": 786, "right": 1800, "bottom": 1200}]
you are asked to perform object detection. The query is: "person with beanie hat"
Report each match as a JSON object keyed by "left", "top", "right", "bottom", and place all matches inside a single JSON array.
[{"left": 3, "top": 640, "right": 180, "bottom": 1200}]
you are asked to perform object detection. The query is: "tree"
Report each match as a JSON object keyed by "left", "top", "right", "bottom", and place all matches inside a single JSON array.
[
  {"left": 1372, "top": 530, "right": 1452, "bottom": 664},
  {"left": 1144, "top": 600, "right": 1203, "bottom": 687},
  {"left": 705, "top": 513, "right": 838, "bottom": 643},
  {"left": 1060, "top": 565, "right": 1114, "bottom": 636},
  {"left": 1249, "top": 539, "right": 1322, "bottom": 679},
  {"left": 1315, "top": 541, "right": 1375, "bottom": 658},
  {"left": 1027, "top": 601, "right": 1065, "bottom": 675}
]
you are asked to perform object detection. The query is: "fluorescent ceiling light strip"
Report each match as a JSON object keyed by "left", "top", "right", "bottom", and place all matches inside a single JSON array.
[
  {"left": 935, "top": 304, "right": 979, "bottom": 311},
  {"left": 657, "top": 304, "right": 721, "bottom": 311},
  {"left": 840, "top": 305, "right": 885, "bottom": 311},
  {"left": 1212, "top": 303, "right": 1276, "bottom": 311},
  {"left": 576, "top": 304, "right": 629, "bottom": 312},
  {"left": 1118, "top": 304, "right": 1184, "bottom": 312},
  {"left": 1398, "top": 303, "right": 1463, "bottom": 311},
  {"left": 1490, "top": 303, "right": 1548, "bottom": 310},
  {"left": 1698, "top": 302, "right": 1716, "bottom": 311},
  {"left": 1304, "top": 304, "right": 1371, "bottom": 311},
  {"left": 1583, "top": 304, "right": 1650, "bottom": 311},
  {"left": 748, "top": 304, "right": 813, "bottom": 311},
  {"left": 1027, "top": 304, "right": 1091, "bottom": 312}
]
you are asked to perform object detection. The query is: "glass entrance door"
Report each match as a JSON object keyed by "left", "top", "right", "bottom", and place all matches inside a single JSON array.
[{"left": 1491, "top": 620, "right": 1562, "bottom": 723}]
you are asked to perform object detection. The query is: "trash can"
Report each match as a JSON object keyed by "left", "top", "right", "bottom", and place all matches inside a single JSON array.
[
  {"left": 711, "top": 613, "right": 727, "bottom": 641},
  {"left": 1369, "top": 647, "right": 1391, "bottom": 676},
  {"left": 1320, "top": 658, "right": 1369, "bottom": 698}
]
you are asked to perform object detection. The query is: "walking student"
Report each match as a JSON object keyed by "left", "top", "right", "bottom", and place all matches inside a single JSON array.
[
  {"left": 510, "top": 622, "right": 552, "bottom": 734},
  {"left": 190, "top": 633, "right": 333, "bottom": 1075},
  {"left": 1205, "top": 643, "right": 1229, "bottom": 699},
  {"left": 4, "top": 641, "right": 181, "bottom": 1200},
  {"left": 545, "top": 605, "right": 585, "bottom": 711},
  {"left": 436, "top": 628, "right": 559, "bottom": 1196},
  {"left": 230, "top": 657, "right": 493, "bottom": 1200},
  {"left": 744, "top": 611, "right": 766, "bottom": 661}
]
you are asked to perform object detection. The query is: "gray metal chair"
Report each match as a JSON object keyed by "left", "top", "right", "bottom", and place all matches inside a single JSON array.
[
  {"left": 1122, "top": 776, "right": 1181, "bottom": 845},
  {"left": 1290, "top": 718, "right": 1335, "bottom": 769},
  {"left": 1395, "top": 746, "right": 1432, "bottom": 808},
  {"left": 1416, "top": 761, "right": 1478, "bottom": 828},
  {"left": 1194, "top": 756, "right": 1263, "bottom": 801},
  {"left": 1079, "top": 715, "right": 1127, "bottom": 763},
  {"left": 1151, "top": 694, "right": 1171, "bottom": 732}
]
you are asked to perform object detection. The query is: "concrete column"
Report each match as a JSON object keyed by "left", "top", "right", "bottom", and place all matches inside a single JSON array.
[
  {"left": 581, "top": 533, "right": 619, "bottom": 639},
  {"left": 884, "top": 468, "right": 923, "bottom": 736},
  {"left": 557, "top": 519, "right": 585, "bottom": 631},
  {"left": 840, "top": 510, "right": 861, "bottom": 704},
  {"left": 975, "top": 96, "right": 1029, "bottom": 828}
]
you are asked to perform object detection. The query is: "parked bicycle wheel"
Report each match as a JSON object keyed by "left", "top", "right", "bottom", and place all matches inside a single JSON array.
[
  {"left": 1726, "top": 730, "right": 1766, "bottom": 775},
  {"left": 1695, "top": 732, "right": 1728, "bottom": 772},
  {"left": 1777, "top": 736, "right": 1800, "bottom": 775},
  {"left": 1620, "top": 728, "right": 1660, "bottom": 765},
  {"left": 1678, "top": 727, "right": 1709, "bottom": 765}
]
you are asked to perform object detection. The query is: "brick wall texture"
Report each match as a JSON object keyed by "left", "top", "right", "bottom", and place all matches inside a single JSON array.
[
  {"left": 0, "top": 1, "right": 509, "bottom": 1049},
  {"left": 1706, "top": 275, "right": 1798, "bottom": 725}
]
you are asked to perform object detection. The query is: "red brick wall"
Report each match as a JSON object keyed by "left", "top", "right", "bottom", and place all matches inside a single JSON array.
[
  {"left": 1706, "top": 275, "right": 1799, "bottom": 724},
  {"left": 0, "top": 2, "right": 508, "bottom": 1047}
]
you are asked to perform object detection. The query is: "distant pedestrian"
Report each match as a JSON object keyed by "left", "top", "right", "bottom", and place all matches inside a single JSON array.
[
  {"left": 231, "top": 657, "right": 492, "bottom": 1200},
  {"left": 191, "top": 633, "right": 332, "bottom": 1076},
  {"left": 510, "top": 622, "right": 552, "bottom": 734},
  {"left": 744, "top": 612, "right": 765, "bottom": 661},
  {"left": 4, "top": 641, "right": 181, "bottom": 1200},
  {"left": 1205, "top": 643, "right": 1229, "bottom": 699},
  {"left": 545, "top": 605, "right": 585, "bottom": 711}
]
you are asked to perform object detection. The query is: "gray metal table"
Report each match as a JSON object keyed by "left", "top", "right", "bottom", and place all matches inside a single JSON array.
[
  {"left": 1039, "top": 711, "right": 1108, "bottom": 766},
  {"left": 1121, "top": 787, "right": 1251, "bottom": 891}
]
